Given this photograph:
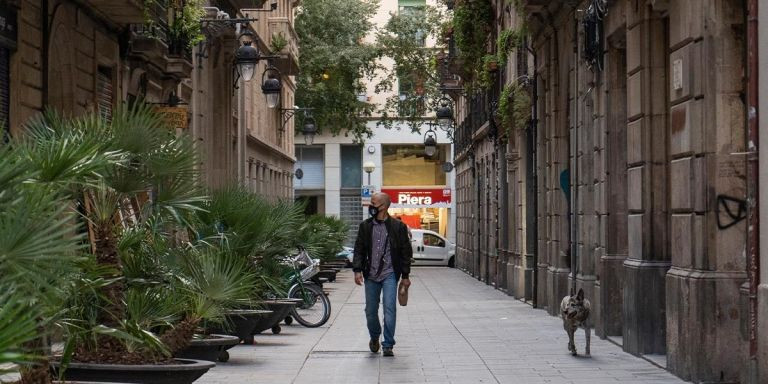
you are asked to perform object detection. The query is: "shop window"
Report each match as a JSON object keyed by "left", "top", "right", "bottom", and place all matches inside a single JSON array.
[
  {"left": 341, "top": 145, "right": 362, "bottom": 188},
  {"left": 382, "top": 144, "right": 448, "bottom": 186}
]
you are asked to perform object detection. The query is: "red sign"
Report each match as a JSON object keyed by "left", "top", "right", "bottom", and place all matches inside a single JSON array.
[{"left": 381, "top": 188, "right": 451, "bottom": 207}]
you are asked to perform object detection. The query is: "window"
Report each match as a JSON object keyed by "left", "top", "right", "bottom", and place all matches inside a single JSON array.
[
  {"left": 341, "top": 145, "right": 362, "bottom": 188},
  {"left": 398, "top": 3, "right": 426, "bottom": 47},
  {"left": 294, "top": 146, "right": 324, "bottom": 189},
  {"left": 423, "top": 233, "right": 445, "bottom": 247},
  {"left": 97, "top": 67, "right": 113, "bottom": 121},
  {"left": 382, "top": 144, "right": 449, "bottom": 186}
]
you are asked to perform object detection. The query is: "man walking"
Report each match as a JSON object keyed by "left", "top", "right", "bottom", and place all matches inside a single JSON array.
[{"left": 353, "top": 192, "right": 412, "bottom": 357}]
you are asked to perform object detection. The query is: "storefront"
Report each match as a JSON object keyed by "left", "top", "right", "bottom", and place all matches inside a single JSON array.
[
  {"left": 381, "top": 144, "right": 452, "bottom": 238},
  {"left": 383, "top": 187, "right": 451, "bottom": 237}
]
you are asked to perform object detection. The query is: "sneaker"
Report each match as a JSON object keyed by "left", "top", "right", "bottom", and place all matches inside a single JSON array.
[
  {"left": 382, "top": 347, "right": 394, "bottom": 357},
  {"left": 369, "top": 338, "right": 380, "bottom": 353}
]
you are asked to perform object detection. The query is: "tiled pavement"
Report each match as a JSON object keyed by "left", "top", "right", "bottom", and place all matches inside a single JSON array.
[{"left": 198, "top": 268, "right": 687, "bottom": 384}]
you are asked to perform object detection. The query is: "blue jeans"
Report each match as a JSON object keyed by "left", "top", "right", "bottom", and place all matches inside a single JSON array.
[{"left": 364, "top": 273, "right": 397, "bottom": 348}]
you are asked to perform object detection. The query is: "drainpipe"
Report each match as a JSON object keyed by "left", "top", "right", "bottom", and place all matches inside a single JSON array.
[
  {"left": 528, "top": 44, "right": 539, "bottom": 308},
  {"left": 746, "top": 0, "right": 760, "bottom": 365}
]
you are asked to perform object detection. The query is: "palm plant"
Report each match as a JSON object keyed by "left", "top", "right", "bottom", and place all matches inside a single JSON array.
[
  {"left": 0, "top": 139, "right": 87, "bottom": 381},
  {"left": 294, "top": 215, "right": 348, "bottom": 262},
  {"left": 194, "top": 185, "right": 305, "bottom": 296},
  {"left": 7, "top": 104, "right": 210, "bottom": 372}
]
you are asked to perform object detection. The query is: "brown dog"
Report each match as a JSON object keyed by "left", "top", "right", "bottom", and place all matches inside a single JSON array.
[{"left": 560, "top": 288, "right": 591, "bottom": 356}]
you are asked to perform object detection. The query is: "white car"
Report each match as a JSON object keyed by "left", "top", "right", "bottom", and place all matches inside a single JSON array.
[
  {"left": 409, "top": 229, "right": 456, "bottom": 268},
  {"left": 342, "top": 229, "right": 456, "bottom": 268}
]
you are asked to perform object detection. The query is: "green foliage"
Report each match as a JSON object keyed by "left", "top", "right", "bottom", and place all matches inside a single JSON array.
[
  {"left": 295, "top": 0, "right": 380, "bottom": 141},
  {"left": 294, "top": 215, "right": 348, "bottom": 262},
  {"left": 270, "top": 31, "right": 289, "bottom": 53},
  {"left": 453, "top": 0, "right": 494, "bottom": 88},
  {"left": 375, "top": 5, "right": 448, "bottom": 132},
  {"left": 497, "top": 82, "right": 531, "bottom": 134},
  {"left": 495, "top": 25, "right": 527, "bottom": 66},
  {"left": 168, "top": 0, "right": 205, "bottom": 49}
]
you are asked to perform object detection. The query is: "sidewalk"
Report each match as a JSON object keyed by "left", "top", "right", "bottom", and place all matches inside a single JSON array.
[{"left": 198, "top": 268, "right": 687, "bottom": 384}]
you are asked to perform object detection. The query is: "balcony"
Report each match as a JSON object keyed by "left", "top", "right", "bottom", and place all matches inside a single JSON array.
[
  {"left": 267, "top": 17, "right": 299, "bottom": 75},
  {"left": 85, "top": 0, "right": 145, "bottom": 24},
  {"left": 127, "top": 0, "right": 194, "bottom": 80}
]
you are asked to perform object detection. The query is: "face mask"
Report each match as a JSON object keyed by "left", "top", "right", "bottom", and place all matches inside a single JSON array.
[{"left": 368, "top": 205, "right": 379, "bottom": 217}]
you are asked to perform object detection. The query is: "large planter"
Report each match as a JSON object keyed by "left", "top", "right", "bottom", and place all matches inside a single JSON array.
[
  {"left": 252, "top": 300, "right": 298, "bottom": 335},
  {"left": 176, "top": 334, "right": 240, "bottom": 363},
  {"left": 207, "top": 309, "right": 272, "bottom": 344},
  {"left": 51, "top": 358, "right": 215, "bottom": 384}
]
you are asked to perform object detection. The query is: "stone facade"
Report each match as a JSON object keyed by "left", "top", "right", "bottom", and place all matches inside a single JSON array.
[
  {"left": 450, "top": 0, "right": 751, "bottom": 382},
  {"left": 6, "top": 0, "right": 295, "bottom": 198}
]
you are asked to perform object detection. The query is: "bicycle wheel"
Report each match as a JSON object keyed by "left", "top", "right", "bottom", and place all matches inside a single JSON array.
[{"left": 288, "top": 283, "right": 331, "bottom": 328}]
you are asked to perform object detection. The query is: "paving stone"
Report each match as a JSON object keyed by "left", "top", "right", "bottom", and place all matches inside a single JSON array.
[{"left": 198, "top": 268, "right": 686, "bottom": 384}]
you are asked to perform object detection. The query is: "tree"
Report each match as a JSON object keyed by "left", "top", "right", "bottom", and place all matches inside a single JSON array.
[
  {"left": 375, "top": 5, "right": 447, "bottom": 132},
  {"left": 294, "top": 0, "right": 380, "bottom": 141}
]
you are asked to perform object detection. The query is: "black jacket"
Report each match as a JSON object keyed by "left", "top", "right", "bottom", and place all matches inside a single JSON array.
[{"left": 352, "top": 216, "right": 412, "bottom": 279}]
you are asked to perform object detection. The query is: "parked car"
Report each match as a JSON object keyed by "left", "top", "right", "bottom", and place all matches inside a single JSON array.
[{"left": 410, "top": 229, "right": 456, "bottom": 268}]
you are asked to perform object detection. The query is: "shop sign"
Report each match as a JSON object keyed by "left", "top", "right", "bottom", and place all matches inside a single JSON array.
[
  {"left": 155, "top": 107, "right": 188, "bottom": 130},
  {"left": 382, "top": 188, "right": 451, "bottom": 207},
  {"left": 0, "top": 3, "right": 17, "bottom": 50}
]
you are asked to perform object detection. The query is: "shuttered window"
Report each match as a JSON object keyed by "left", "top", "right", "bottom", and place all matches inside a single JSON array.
[
  {"left": 0, "top": 48, "right": 9, "bottom": 143},
  {"left": 294, "top": 146, "right": 324, "bottom": 189},
  {"left": 97, "top": 67, "right": 113, "bottom": 121}
]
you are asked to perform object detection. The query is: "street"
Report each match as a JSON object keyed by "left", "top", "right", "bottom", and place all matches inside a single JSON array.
[{"left": 198, "top": 268, "right": 686, "bottom": 384}]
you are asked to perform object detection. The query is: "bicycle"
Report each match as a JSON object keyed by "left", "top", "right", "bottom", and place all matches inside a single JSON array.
[{"left": 283, "top": 248, "right": 331, "bottom": 328}]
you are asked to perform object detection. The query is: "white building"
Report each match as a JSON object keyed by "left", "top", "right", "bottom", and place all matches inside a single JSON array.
[{"left": 293, "top": 0, "right": 455, "bottom": 245}]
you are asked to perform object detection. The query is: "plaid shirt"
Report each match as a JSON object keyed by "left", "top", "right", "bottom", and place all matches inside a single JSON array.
[{"left": 368, "top": 218, "right": 393, "bottom": 282}]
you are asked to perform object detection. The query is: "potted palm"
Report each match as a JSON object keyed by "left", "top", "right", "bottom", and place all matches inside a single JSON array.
[
  {"left": 10, "top": 105, "right": 226, "bottom": 383},
  {"left": 0, "top": 143, "right": 87, "bottom": 383}
]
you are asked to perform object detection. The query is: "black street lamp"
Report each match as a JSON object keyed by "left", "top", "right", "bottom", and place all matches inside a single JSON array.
[
  {"left": 261, "top": 65, "right": 282, "bottom": 109},
  {"left": 436, "top": 97, "right": 454, "bottom": 129},
  {"left": 424, "top": 128, "right": 438, "bottom": 157},
  {"left": 302, "top": 112, "right": 318, "bottom": 145},
  {"left": 281, "top": 107, "right": 318, "bottom": 144},
  {"left": 235, "top": 30, "right": 260, "bottom": 82}
]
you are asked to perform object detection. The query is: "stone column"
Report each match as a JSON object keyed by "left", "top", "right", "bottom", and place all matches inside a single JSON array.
[
  {"left": 324, "top": 143, "right": 341, "bottom": 216},
  {"left": 599, "top": 38, "right": 628, "bottom": 338},
  {"left": 622, "top": 4, "right": 670, "bottom": 355},
  {"left": 665, "top": 1, "right": 747, "bottom": 382}
]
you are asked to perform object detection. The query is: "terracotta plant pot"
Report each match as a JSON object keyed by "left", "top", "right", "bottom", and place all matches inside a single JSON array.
[{"left": 50, "top": 358, "right": 215, "bottom": 384}]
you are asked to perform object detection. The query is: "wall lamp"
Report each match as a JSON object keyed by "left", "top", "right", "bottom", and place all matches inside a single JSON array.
[
  {"left": 281, "top": 107, "right": 317, "bottom": 145},
  {"left": 424, "top": 128, "right": 438, "bottom": 157}
]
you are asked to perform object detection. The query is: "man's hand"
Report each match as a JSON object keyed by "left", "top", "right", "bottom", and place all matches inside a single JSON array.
[
  {"left": 401, "top": 278, "right": 411, "bottom": 288},
  {"left": 354, "top": 272, "right": 364, "bottom": 286}
]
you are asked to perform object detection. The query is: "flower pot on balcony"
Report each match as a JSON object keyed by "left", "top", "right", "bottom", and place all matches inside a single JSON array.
[{"left": 50, "top": 358, "right": 215, "bottom": 384}]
